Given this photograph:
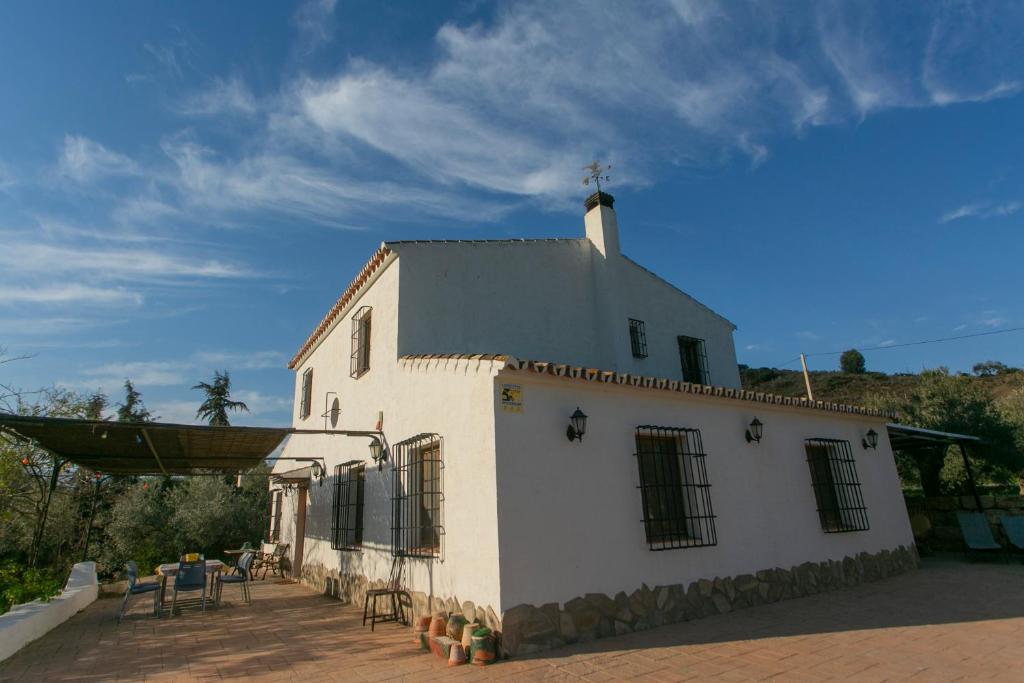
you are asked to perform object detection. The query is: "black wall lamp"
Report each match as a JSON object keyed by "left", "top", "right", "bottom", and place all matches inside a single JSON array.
[
  {"left": 566, "top": 407, "right": 588, "bottom": 442},
  {"left": 862, "top": 428, "right": 879, "bottom": 450},
  {"left": 745, "top": 417, "right": 763, "bottom": 444},
  {"left": 368, "top": 435, "right": 390, "bottom": 470}
]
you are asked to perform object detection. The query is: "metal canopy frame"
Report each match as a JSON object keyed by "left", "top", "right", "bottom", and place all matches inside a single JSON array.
[
  {"left": 886, "top": 423, "right": 985, "bottom": 509},
  {"left": 0, "top": 413, "right": 389, "bottom": 477}
]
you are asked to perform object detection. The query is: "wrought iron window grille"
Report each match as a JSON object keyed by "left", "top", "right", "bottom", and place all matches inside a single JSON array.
[
  {"left": 805, "top": 438, "right": 869, "bottom": 533},
  {"left": 634, "top": 426, "right": 717, "bottom": 551},
  {"left": 629, "top": 318, "right": 648, "bottom": 358},
  {"left": 350, "top": 306, "right": 372, "bottom": 379},
  {"left": 677, "top": 336, "right": 709, "bottom": 385},
  {"left": 391, "top": 434, "right": 445, "bottom": 559},
  {"left": 270, "top": 489, "right": 283, "bottom": 542},
  {"left": 299, "top": 368, "right": 313, "bottom": 419},
  {"left": 331, "top": 461, "right": 365, "bottom": 551}
]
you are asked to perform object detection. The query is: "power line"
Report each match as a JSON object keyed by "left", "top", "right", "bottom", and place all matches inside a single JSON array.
[
  {"left": 804, "top": 326, "right": 1024, "bottom": 358},
  {"left": 764, "top": 326, "right": 1024, "bottom": 369}
]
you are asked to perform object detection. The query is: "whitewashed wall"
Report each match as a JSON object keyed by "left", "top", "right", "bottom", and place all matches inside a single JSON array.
[
  {"left": 392, "top": 235, "right": 738, "bottom": 385},
  {"left": 492, "top": 371, "right": 913, "bottom": 611},
  {"left": 275, "top": 259, "right": 503, "bottom": 610}
]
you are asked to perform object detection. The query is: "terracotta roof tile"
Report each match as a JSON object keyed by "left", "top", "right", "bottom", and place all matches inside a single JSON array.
[
  {"left": 288, "top": 245, "right": 393, "bottom": 369},
  {"left": 397, "top": 353, "right": 894, "bottom": 418}
]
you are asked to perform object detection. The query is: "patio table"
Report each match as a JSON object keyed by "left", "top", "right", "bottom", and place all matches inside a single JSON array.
[
  {"left": 155, "top": 559, "right": 225, "bottom": 613},
  {"left": 223, "top": 549, "right": 254, "bottom": 579}
]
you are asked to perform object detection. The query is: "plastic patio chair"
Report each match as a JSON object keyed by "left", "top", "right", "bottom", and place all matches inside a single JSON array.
[
  {"left": 217, "top": 551, "right": 255, "bottom": 606},
  {"left": 1000, "top": 516, "right": 1024, "bottom": 555},
  {"left": 117, "top": 560, "right": 161, "bottom": 623},
  {"left": 956, "top": 511, "right": 1004, "bottom": 560},
  {"left": 170, "top": 555, "right": 208, "bottom": 615}
]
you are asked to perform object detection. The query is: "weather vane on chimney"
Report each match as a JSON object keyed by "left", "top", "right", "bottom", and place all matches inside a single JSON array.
[{"left": 582, "top": 161, "right": 611, "bottom": 194}]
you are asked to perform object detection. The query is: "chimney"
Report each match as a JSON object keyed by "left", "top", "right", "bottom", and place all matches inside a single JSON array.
[{"left": 584, "top": 191, "right": 619, "bottom": 258}]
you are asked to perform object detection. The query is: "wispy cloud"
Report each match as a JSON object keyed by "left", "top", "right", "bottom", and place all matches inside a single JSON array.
[
  {"left": 79, "top": 360, "right": 184, "bottom": 387},
  {"left": 70, "top": 349, "right": 287, "bottom": 394},
  {"left": 180, "top": 76, "right": 257, "bottom": 116},
  {"left": 0, "top": 160, "right": 15, "bottom": 191},
  {"left": 940, "top": 201, "right": 1021, "bottom": 223},
  {"left": 293, "top": 0, "right": 338, "bottom": 54},
  {"left": 0, "top": 285, "right": 142, "bottom": 306},
  {"left": 58, "top": 135, "right": 138, "bottom": 182},
  {"left": 797, "top": 330, "right": 822, "bottom": 342},
  {"left": 194, "top": 350, "right": 287, "bottom": 370},
  {"left": 0, "top": 235, "right": 248, "bottom": 281}
]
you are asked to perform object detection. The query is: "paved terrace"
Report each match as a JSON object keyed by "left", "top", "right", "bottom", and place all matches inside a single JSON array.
[{"left": 1, "top": 557, "right": 1022, "bottom": 682}]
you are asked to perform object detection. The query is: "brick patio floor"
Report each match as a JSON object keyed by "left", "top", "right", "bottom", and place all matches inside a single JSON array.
[{"left": 2, "top": 556, "right": 1023, "bottom": 682}]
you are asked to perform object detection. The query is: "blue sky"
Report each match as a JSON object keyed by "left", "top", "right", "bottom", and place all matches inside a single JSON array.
[{"left": 2, "top": 1, "right": 1023, "bottom": 426}]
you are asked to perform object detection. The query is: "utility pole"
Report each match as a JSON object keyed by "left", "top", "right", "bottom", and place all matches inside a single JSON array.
[{"left": 800, "top": 353, "right": 815, "bottom": 401}]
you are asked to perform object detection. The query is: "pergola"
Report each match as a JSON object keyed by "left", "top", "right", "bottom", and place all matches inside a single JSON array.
[
  {"left": 886, "top": 423, "right": 984, "bottom": 508},
  {"left": 0, "top": 413, "right": 385, "bottom": 477}
]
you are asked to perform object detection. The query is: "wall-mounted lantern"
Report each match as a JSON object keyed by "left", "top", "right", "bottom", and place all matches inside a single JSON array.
[
  {"left": 369, "top": 436, "right": 389, "bottom": 470},
  {"left": 566, "top": 407, "right": 588, "bottom": 442},
  {"left": 745, "top": 417, "right": 763, "bottom": 444},
  {"left": 862, "top": 428, "right": 879, "bottom": 450}
]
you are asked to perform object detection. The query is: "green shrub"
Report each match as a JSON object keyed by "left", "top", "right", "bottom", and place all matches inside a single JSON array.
[{"left": 0, "top": 562, "right": 63, "bottom": 615}]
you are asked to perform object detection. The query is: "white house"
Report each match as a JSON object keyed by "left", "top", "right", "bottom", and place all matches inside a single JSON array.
[{"left": 270, "top": 192, "right": 916, "bottom": 655}]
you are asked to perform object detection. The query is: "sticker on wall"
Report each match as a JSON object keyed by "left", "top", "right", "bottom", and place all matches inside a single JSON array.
[{"left": 500, "top": 384, "right": 523, "bottom": 413}]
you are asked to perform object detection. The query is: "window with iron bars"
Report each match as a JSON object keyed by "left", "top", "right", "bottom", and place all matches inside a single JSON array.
[
  {"left": 804, "top": 439, "right": 869, "bottom": 533},
  {"left": 629, "top": 318, "right": 648, "bottom": 358},
  {"left": 350, "top": 306, "right": 372, "bottom": 378},
  {"left": 391, "top": 434, "right": 444, "bottom": 559},
  {"left": 332, "top": 461, "right": 365, "bottom": 551},
  {"left": 678, "top": 336, "right": 709, "bottom": 384},
  {"left": 269, "top": 490, "right": 283, "bottom": 542},
  {"left": 634, "top": 426, "right": 717, "bottom": 551},
  {"left": 299, "top": 368, "right": 313, "bottom": 419}
]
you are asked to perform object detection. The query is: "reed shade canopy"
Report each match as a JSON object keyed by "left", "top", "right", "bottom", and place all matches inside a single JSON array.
[{"left": 0, "top": 413, "right": 291, "bottom": 476}]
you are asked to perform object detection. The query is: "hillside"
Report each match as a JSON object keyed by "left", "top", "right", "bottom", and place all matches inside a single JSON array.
[{"left": 739, "top": 366, "right": 1024, "bottom": 409}]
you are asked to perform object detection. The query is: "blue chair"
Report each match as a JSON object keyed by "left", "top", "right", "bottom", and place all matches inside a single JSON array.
[
  {"left": 170, "top": 555, "right": 208, "bottom": 615},
  {"left": 217, "top": 551, "right": 255, "bottom": 606},
  {"left": 1000, "top": 516, "right": 1024, "bottom": 556},
  {"left": 956, "top": 511, "right": 1003, "bottom": 560},
  {"left": 117, "top": 560, "right": 161, "bottom": 623}
]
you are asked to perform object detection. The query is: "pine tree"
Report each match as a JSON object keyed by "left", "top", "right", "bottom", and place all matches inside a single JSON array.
[
  {"left": 193, "top": 370, "right": 249, "bottom": 426},
  {"left": 116, "top": 380, "right": 152, "bottom": 423}
]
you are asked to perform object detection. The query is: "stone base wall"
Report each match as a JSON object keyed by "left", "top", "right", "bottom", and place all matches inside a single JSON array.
[
  {"left": 905, "top": 494, "right": 1024, "bottom": 551},
  {"left": 501, "top": 545, "right": 918, "bottom": 656},
  {"left": 298, "top": 547, "right": 916, "bottom": 658},
  {"left": 299, "top": 561, "right": 502, "bottom": 633}
]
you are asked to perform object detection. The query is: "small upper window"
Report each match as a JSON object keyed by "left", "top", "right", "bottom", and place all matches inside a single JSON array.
[
  {"left": 678, "top": 336, "right": 709, "bottom": 384},
  {"left": 629, "top": 319, "right": 648, "bottom": 358},
  {"left": 299, "top": 368, "right": 313, "bottom": 419},
  {"left": 350, "top": 306, "right": 372, "bottom": 378},
  {"left": 805, "top": 439, "right": 869, "bottom": 533},
  {"left": 269, "top": 490, "right": 283, "bottom": 542}
]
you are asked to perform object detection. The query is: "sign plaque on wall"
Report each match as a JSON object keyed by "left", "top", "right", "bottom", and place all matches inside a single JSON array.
[{"left": 500, "top": 384, "right": 523, "bottom": 412}]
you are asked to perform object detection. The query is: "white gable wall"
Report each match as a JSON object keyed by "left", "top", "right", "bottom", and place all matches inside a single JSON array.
[
  {"left": 492, "top": 372, "right": 913, "bottom": 612},
  {"left": 393, "top": 237, "right": 739, "bottom": 386},
  {"left": 275, "top": 260, "right": 504, "bottom": 611}
]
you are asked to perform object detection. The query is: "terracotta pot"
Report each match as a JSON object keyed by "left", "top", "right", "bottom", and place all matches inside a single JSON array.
[
  {"left": 461, "top": 622, "right": 478, "bottom": 651},
  {"left": 448, "top": 643, "right": 467, "bottom": 667},
  {"left": 428, "top": 616, "right": 446, "bottom": 637}
]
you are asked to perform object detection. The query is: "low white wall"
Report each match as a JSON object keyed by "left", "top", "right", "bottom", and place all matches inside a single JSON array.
[{"left": 0, "top": 561, "right": 98, "bottom": 663}]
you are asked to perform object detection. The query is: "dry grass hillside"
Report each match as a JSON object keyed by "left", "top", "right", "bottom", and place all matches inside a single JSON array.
[{"left": 739, "top": 366, "right": 1024, "bottom": 408}]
